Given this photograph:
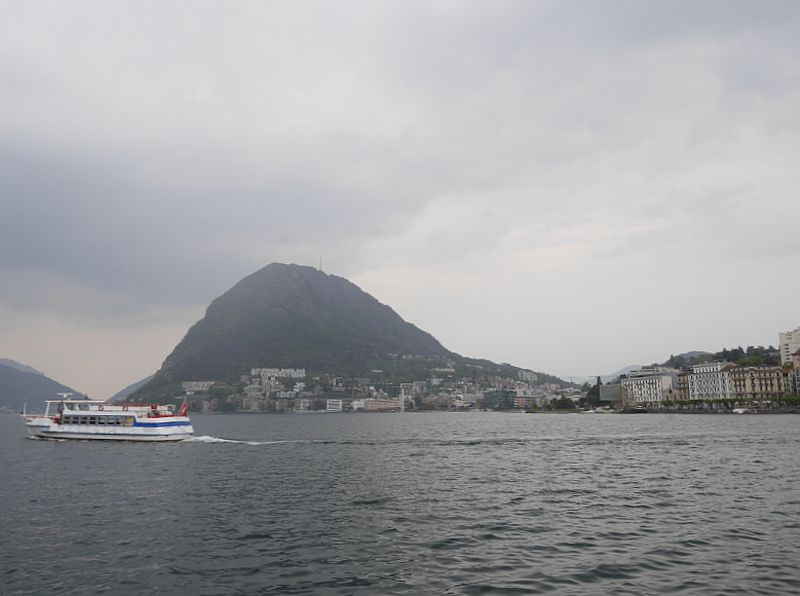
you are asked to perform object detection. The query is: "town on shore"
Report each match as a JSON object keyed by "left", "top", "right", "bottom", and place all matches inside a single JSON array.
[
  {"left": 593, "top": 327, "right": 800, "bottom": 413},
  {"left": 173, "top": 327, "right": 800, "bottom": 415}
]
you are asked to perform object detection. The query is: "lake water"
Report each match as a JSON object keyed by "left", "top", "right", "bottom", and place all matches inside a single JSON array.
[{"left": 2, "top": 412, "right": 799, "bottom": 594}]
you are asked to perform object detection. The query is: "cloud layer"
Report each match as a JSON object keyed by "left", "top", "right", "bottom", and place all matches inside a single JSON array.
[{"left": 2, "top": 1, "right": 799, "bottom": 396}]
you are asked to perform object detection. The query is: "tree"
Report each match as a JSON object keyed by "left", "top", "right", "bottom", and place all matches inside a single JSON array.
[{"left": 552, "top": 396, "right": 577, "bottom": 410}]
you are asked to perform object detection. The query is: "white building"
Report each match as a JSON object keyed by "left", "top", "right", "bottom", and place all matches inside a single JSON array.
[
  {"left": 688, "top": 362, "right": 733, "bottom": 401},
  {"left": 182, "top": 381, "right": 215, "bottom": 393},
  {"left": 787, "top": 352, "right": 800, "bottom": 395},
  {"left": 326, "top": 399, "right": 344, "bottom": 413},
  {"left": 251, "top": 368, "right": 306, "bottom": 379},
  {"left": 620, "top": 367, "right": 678, "bottom": 407},
  {"left": 779, "top": 327, "right": 800, "bottom": 365},
  {"left": 243, "top": 385, "right": 264, "bottom": 398},
  {"left": 788, "top": 369, "right": 800, "bottom": 396}
]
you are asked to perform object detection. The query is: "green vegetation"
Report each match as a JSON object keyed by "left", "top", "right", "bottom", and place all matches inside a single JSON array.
[{"left": 663, "top": 345, "right": 780, "bottom": 369}]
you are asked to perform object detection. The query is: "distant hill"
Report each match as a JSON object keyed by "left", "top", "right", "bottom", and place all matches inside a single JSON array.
[
  {"left": 661, "top": 346, "right": 779, "bottom": 368},
  {"left": 108, "top": 375, "right": 153, "bottom": 403},
  {"left": 583, "top": 346, "right": 782, "bottom": 387},
  {"left": 569, "top": 365, "right": 644, "bottom": 386},
  {"left": 0, "top": 358, "right": 44, "bottom": 376},
  {"left": 601, "top": 365, "right": 643, "bottom": 383},
  {"left": 0, "top": 361, "right": 81, "bottom": 414},
  {"left": 134, "top": 263, "right": 565, "bottom": 401}
]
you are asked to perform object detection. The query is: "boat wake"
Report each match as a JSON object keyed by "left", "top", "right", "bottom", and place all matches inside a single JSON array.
[{"left": 183, "top": 435, "right": 308, "bottom": 446}]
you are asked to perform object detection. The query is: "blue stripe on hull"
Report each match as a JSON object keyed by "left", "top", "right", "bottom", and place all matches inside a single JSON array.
[{"left": 133, "top": 420, "right": 193, "bottom": 427}]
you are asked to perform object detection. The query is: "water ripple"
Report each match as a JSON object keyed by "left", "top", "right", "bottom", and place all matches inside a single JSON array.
[{"left": 3, "top": 413, "right": 800, "bottom": 595}]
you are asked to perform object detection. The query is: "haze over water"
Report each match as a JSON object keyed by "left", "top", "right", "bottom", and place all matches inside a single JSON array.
[{"left": 3, "top": 413, "right": 799, "bottom": 594}]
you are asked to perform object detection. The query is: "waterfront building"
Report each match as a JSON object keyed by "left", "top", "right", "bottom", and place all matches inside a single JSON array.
[
  {"left": 242, "top": 396, "right": 266, "bottom": 412},
  {"left": 687, "top": 362, "right": 733, "bottom": 401},
  {"left": 400, "top": 383, "right": 419, "bottom": 399},
  {"left": 326, "top": 399, "right": 344, "bottom": 413},
  {"left": 779, "top": 327, "right": 800, "bottom": 365},
  {"left": 620, "top": 367, "right": 679, "bottom": 407},
  {"left": 677, "top": 371, "right": 689, "bottom": 401},
  {"left": 788, "top": 368, "right": 800, "bottom": 396},
  {"left": 599, "top": 383, "right": 621, "bottom": 405},
  {"left": 513, "top": 396, "right": 533, "bottom": 410},
  {"left": 363, "top": 398, "right": 402, "bottom": 412},
  {"left": 790, "top": 352, "right": 800, "bottom": 395},
  {"left": 730, "top": 366, "right": 786, "bottom": 402}
]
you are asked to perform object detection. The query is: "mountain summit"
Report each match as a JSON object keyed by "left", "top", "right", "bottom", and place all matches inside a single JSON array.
[{"left": 137, "top": 263, "right": 459, "bottom": 397}]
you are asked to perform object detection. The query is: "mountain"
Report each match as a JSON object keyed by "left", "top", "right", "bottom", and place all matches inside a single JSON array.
[
  {"left": 0, "top": 358, "right": 44, "bottom": 376},
  {"left": 0, "top": 361, "right": 81, "bottom": 414},
  {"left": 108, "top": 375, "right": 154, "bottom": 403},
  {"left": 134, "top": 263, "right": 564, "bottom": 401}
]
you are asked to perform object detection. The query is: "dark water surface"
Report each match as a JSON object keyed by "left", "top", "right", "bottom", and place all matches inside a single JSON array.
[{"left": 2, "top": 412, "right": 799, "bottom": 594}]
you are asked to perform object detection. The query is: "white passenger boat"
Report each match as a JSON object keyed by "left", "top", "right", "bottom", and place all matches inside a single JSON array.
[{"left": 22, "top": 395, "right": 193, "bottom": 441}]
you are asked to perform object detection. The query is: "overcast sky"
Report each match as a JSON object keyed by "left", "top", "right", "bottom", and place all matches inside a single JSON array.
[{"left": 1, "top": 1, "right": 798, "bottom": 397}]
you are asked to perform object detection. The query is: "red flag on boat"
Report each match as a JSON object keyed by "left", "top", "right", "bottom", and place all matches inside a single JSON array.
[{"left": 180, "top": 400, "right": 188, "bottom": 417}]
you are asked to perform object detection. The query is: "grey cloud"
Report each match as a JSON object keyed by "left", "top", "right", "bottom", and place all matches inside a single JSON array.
[
  {"left": 0, "top": 126, "right": 442, "bottom": 312},
  {"left": 1, "top": 1, "right": 798, "bottom": 394}
]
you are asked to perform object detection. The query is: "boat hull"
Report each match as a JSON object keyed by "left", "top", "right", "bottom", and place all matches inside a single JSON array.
[{"left": 36, "top": 430, "right": 192, "bottom": 442}]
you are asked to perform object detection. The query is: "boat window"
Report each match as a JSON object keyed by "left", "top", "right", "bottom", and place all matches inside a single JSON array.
[
  {"left": 124, "top": 416, "right": 134, "bottom": 426},
  {"left": 66, "top": 403, "right": 75, "bottom": 410},
  {"left": 79, "top": 404, "right": 90, "bottom": 411}
]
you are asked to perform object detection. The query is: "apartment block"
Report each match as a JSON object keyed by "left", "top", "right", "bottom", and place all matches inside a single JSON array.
[
  {"left": 687, "top": 362, "right": 733, "bottom": 401},
  {"left": 620, "top": 367, "right": 678, "bottom": 407},
  {"left": 730, "top": 366, "right": 785, "bottom": 401},
  {"left": 779, "top": 327, "right": 800, "bottom": 365}
]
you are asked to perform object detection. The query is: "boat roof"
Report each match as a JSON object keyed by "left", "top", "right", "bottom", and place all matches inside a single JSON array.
[{"left": 45, "top": 399, "right": 106, "bottom": 404}]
